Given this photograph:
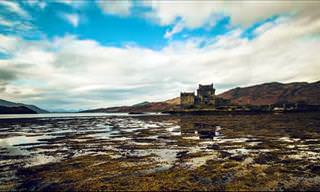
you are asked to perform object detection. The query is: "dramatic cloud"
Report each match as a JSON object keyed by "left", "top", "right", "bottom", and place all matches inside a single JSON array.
[
  {"left": 143, "top": 1, "right": 320, "bottom": 37},
  {"left": 0, "top": 1, "right": 319, "bottom": 111},
  {"left": 0, "top": 0, "right": 29, "bottom": 18},
  {"left": 0, "top": 2, "right": 39, "bottom": 38},
  {"left": 0, "top": 13, "right": 319, "bottom": 111},
  {"left": 97, "top": 0, "right": 132, "bottom": 17},
  {"left": 0, "top": 69, "right": 17, "bottom": 81}
]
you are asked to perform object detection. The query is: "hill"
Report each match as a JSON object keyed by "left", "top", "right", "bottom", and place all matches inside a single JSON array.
[
  {"left": 0, "top": 99, "right": 48, "bottom": 114},
  {"left": 82, "top": 101, "right": 175, "bottom": 113},
  {"left": 218, "top": 81, "right": 320, "bottom": 106}
]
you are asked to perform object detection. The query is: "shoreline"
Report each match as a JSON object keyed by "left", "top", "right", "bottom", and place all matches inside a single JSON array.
[{"left": 162, "top": 109, "right": 320, "bottom": 115}]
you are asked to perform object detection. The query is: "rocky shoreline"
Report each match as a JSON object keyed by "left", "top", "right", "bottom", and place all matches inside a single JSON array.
[{"left": 1, "top": 112, "right": 320, "bottom": 191}]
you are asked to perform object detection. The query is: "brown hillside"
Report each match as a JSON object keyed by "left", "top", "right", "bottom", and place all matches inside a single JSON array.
[
  {"left": 218, "top": 81, "right": 320, "bottom": 105},
  {"left": 165, "top": 97, "right": 180, "bottom": 105}
]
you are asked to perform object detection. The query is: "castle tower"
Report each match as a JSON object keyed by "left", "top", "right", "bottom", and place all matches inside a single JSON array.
[{"left": 196, "top": 84, "right": 216, "bottom": 107}]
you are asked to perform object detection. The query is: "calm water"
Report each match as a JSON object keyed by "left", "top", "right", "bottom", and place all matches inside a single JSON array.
[{"left": 1, "top": 112, "right": 320, "bottom": 190}]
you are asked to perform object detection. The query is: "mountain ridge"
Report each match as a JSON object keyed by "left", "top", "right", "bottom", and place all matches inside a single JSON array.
[
  {"left": 0, "top": 99, "right": 48, "bottom": 114},
  {"left": 218, "top": 81, "right": 320, "bottom": 106}
]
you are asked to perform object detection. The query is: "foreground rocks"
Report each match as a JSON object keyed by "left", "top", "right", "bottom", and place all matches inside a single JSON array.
[{"left": 1, "top": 112, "right": 320, "bottom": 191}]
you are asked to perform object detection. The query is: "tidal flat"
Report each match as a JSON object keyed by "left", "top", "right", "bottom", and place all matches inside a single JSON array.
[{"left": 0, "top": 113, "right": 320, "bottom": 191}]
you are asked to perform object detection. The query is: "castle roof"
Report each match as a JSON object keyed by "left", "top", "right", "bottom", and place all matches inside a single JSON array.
[{"left": 198, "top": 84, "right": 214, "bottom": 90}]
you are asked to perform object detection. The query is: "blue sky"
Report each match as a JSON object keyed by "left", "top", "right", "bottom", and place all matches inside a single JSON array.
[
  {"left": 0, "top": 1, "right": 319, "bottom": 111},
  {"left": 0, "top": 1, "right": 234, "bottom": 48}
]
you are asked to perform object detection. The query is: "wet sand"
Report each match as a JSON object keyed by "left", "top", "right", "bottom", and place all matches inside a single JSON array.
[{"left": 1, "top": 112, "right": 320, "bottom": 191}]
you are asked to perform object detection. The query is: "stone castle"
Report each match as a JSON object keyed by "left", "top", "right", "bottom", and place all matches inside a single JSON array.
[{"left": 180, "top": 84, "right": 216, "bottom": 108}]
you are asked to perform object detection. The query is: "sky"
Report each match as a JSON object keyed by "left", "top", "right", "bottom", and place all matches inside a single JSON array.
[{"left": 0, "top": 0, "right": 320, "bottom": 111}]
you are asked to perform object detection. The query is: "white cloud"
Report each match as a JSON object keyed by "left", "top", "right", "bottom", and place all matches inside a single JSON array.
[
  {"left": 97, "top": 0, "right": 132, "bottom": 16},
  {"left": 164, "top": 21, "right": 184, "bottom": 39},
  {"left": 0, "top": 15, "right": 319, "bottom": 110},
  {"left": 26, "top": 0, "right": 47, "bottom": 10},
  {"left": 0, "top": 2, "right": 40, "bottom": 37},
  {"left": 0, "top": 1, "right": 29, "bottom": 18},
  {"left": 39, "top": 1, "right": 46, "bottom": 9},
  {"left": 142, "top": 0, "right": 320, "bottom": 37},
  {"left": 0, "top": 34, "right": 20, "bottom": 53},
  {"left": 56, "top": 0, "right": 87, "bottom": 9},
  {"left": 61, "top": 13, "right": 80, "bottom": 27},
  {"left": 0, "top": 16, "right": 14, "bottom": 27}
]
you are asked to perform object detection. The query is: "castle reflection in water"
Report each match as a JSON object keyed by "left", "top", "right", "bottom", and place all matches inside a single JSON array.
[{"left": 179, "top": 119, "right": 221, "bottom": 140}]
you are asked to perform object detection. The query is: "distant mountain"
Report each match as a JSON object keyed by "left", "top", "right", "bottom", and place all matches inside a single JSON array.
[
  {"left": 81, "top": 80, "right": 320, "bottom": 113},
  {"left": 81, "top": 98, "right": 179, "bottom": 113},
  {"left": 0, "top": 99, "right": 18, "bottom": 107},
  {"left": 218, "top": 81, "right": 320, "bottom": 106},
  {"left": 0, "top": 106, "right": 37, "bottom": 114},
  {"left": 0, "top": 99, "right": 48, "bottom": 114}
]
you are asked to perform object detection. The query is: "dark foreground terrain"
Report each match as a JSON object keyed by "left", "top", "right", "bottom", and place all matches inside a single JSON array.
[{"left": 0, "top": 113, "right": 320, "bottom": 191}]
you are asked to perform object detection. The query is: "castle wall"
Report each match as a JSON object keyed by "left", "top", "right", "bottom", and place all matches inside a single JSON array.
[{"left": 180, "top": 93, "right": 195, "bottom": 107}]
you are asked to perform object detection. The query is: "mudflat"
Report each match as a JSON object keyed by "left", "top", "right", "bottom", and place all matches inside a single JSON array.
[{"left": 1, "top": 112, "right": 320, "bottom": 191}]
